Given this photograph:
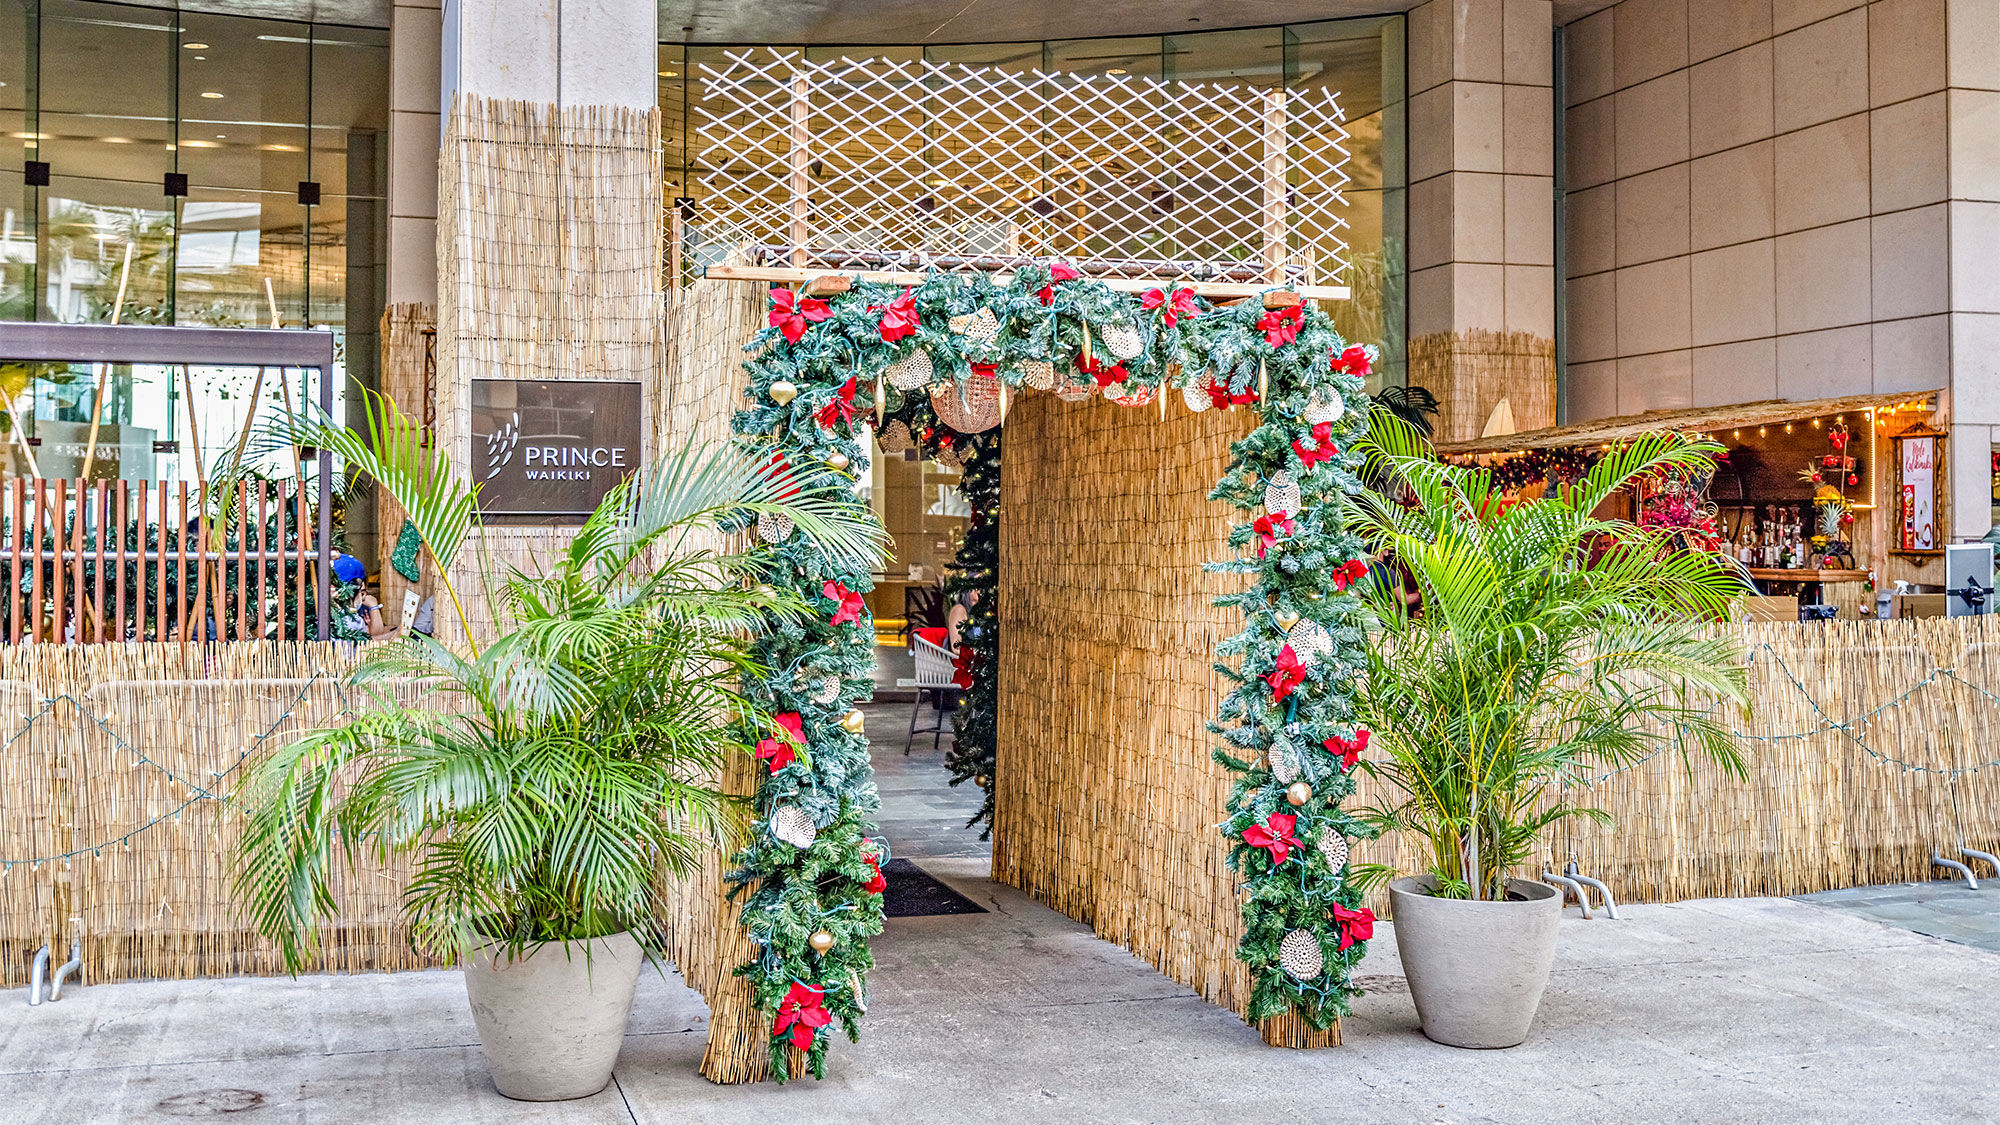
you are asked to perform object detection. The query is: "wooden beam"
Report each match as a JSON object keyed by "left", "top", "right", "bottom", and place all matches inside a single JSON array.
[
  {"left": 1262, "top": 90, "right": 1288, "bottom": 285},
  {"left": 702, "top": 263, "right": 1350, "bottom": 302},
  {"left": 789, "top": 76, "right": 811, "bottom": 268}
]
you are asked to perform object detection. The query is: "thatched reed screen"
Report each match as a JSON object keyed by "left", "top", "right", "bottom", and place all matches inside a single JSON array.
[
  {"left": 0, "top": 644, "right": 430, "bottom": 989},
  {"left": 998, "top": 402, "right": 2000, "bottom": 1024}
]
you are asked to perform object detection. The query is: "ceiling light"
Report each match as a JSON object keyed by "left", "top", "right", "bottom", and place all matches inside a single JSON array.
[
  {"left": 214, "top": 134, "right": 226, "bottom": 139},
  {"left": 180, "top": 140, "right": 217, "bottom": 148},
  {"left": 102, "top": 136, "right": 132, "bottom": 144},
  {"left": 261, "top": 143, "right": 301, "bottom": 152},
  {"left": 194, "top": 55, "right": 206, "bottom": 60},
  {"left": 658, "top": 70, "right": 679, "bottom": 77},
  {"left": 165, "top": 143, "right": 178, "bottom": 150},
  {"left": 1105, "top": 67, "right": 1127, "bottom": 75},
  {"left": 11, "top": 132, "right": 49, "bottom": 140},
  {"left": 200, "top": 91, "right": 224, "bottom": 99},
  {"left": 183, "top": 41, "right": 209, "bottom": 49}
]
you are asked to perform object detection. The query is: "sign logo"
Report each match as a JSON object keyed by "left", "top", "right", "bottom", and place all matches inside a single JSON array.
[{"left": 469, "top": 379, "right": 643, "bottom": 517}]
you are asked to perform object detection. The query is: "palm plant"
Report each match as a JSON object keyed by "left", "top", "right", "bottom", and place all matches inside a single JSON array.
[
  {"left": 1348, "top": 410, "right": 1750, "bottom": 901},
  {"left": 233, "top": 392, "right": 886, "bottom": 969}
]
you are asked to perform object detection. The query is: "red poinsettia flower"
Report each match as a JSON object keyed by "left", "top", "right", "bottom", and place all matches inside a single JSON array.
[
  {"left": 1141, "top": 286, "right": 1200, "bottom": 328},
  {"left": 1035, "top": 262, "right": 1082, "bottom": 305},
  {"left": 1080, "top": 353, "right": 1129, "bottom": 388},
  {"left": 1207, "top": 376, "right": 1259, "bottom": 409},
  {"left": 774, "top": 982, "right": 833, "bottom": 1050},
  {"left": 1243, "top": 811, "right": 1303, "bottom": 865},
  {"left": 862, "top": 852, "right": 888, "bottom": 894},
  {"left": 1294, "top": 421, "right": 1339, "bottom": 468},
  {"left": 754, "top": 711, "right": 807, "bottom": 773},
  {"left": 1253, "top": 512, "right": 1296, "bottom": 557},
  {"left": 824, "top": 580, "right": 865, "bottom": 627},
  {"left": 1323, "top": 727, "right": 1370, "bottom": 770},
  {"left": 815, "top": 376, "right": 860, "bottom": 430},
  {"left": 768, "top": 287, "right": 832, "bottom": 344},
  {"left": 1264, "top": 643, "right": 1307, "bottom": 702},
  {"left": 875, "top": 288, "right": 920, "bottom": 343},
  {"left": 1259, "top": 303, "right": 1304, "bottom": 348},
  {"left": 1330, "top": 558, "right": 1370, "bottom": 592},
  {"left": 1332, "top": 902, "right": 1376, "bottom": 950},
  {"left": 1333, "top": 344, "right": 1372, "bottom": 377}
]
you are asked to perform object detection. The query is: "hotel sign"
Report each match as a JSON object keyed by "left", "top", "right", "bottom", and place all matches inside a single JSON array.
[{"left": 470, "top": 379, "right": 642, "bottom": 517}]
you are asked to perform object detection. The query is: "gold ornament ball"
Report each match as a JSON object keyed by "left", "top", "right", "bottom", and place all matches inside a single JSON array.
[
  {"left": 769, "top": 380, "right": 800, "bottom": 405},
  {"left": 809, "top": 929, "right": 837, "bottom": 954},
  {"left": 1275, "top": 610, "right": 1301, "bottom": 631},
  {"left": 975, "top": 775, "right": 990, "bottom": 789},
  {"left": 841, "top": 709, "right": 867, "bottom": 735},
  {"left": 1305, "top": 590, "right": 1326, "bottom": 602},
  {"left": 1285, "top": 781, "right": 1313, "bottom": 806},
  {"left": 827, "top": 452, "right": 851, "bottom": 470}
]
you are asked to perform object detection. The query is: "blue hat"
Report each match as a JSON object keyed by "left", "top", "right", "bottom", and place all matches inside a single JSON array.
[{"left": 332, "top": 554, "right": 367, "bottom": 584}]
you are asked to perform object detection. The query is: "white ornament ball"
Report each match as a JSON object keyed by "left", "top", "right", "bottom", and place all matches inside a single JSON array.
[
  {"left": 1304, "top": 391, "right": 1345, "bottom": 425},
  {"left": 812, "top": 676, "right": 842, "bottom": 704},
  {"left": 770, "top": 805, "right": 818, "bottom": 849},
  {"left": 950, "top": 307, "right": 1001, "bottom": 344},
  {"left": 1018, "top": 359, "right": 1057, "bottom": 391},
  {"left": 1182, "top": 381, "right": 1212, "bottom": 413},
  {"left": 1268, "top": 738, "right": 1300, "bottom": 784},
  {"left": 1102, "top": 322, "right": 1145, "bottom": 360},
  {"left": 1286, "top": 620, "right": 1333, "bottom": 664},
  {"left": 1264, "top": 471, "right": 1301, "bottom": 517},
  {"left": 1279, "top": 929, "right": 1325, "bottom": 980},
  {"left": 757, "top": 512, "right": 794, "bottom": 544},
  {"left": 1318, "top": 832, "right": 1349, "bottom": 875},
  {"left": 884, "top": 348, "right": 935, "bottom": 390}
]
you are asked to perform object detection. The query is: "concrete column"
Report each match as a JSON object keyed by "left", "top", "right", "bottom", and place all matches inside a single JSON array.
[
  {"left": 442, "top": 0, "right": 656, "bottom": 108},
  {"left": 1406, "top": 0, "right": 1557, "bottom": 442},
  {"left": 387, "top": 0, "right": 441, "bottom": 307},
  {"left": 1947, "top": 0, "right": 2000, "bottom": 539}
]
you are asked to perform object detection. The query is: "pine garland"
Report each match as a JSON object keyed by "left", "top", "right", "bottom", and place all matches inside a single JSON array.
[{"left": 729, "top": 267, "right": 1380, "bottom": 1078}]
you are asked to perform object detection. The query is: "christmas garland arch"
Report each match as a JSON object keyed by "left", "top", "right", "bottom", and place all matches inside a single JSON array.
[{"left": 728, "top": 264, "right": 1379, "bottom": 1079}]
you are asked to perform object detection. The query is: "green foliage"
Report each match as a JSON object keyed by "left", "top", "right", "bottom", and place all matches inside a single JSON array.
[
  {"left": 1347, "top": 412, "right": 1751, "bottom": 902},
  {"left": 945, "top": 431, "right": 999, "bottom": 834},
  {"left": 231, "top": 429, "right": 878, "bottom": 973}
]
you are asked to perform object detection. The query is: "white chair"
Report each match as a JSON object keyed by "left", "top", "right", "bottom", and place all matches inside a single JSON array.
[{"left": 907, "top": 632, "right": 962, "bottom": 754}]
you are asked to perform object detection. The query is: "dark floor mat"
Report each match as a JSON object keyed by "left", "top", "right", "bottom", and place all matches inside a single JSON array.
[{"left": 882, "top": 858, "right": 989, "bottom": 917}]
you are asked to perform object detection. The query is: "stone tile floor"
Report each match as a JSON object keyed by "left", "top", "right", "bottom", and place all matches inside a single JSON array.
[
  {"left": 864, "top": 700, "right": 990, "bottom": 861},
  {"left": 1795, "top": 877, "right": 2000, "bottom": 953}
]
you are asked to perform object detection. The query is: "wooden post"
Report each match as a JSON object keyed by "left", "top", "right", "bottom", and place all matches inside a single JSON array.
[
  {"left": 154, "top": 481, "right": 168, "bottom": 642},
  {"left": 669, "top": 199, "right": 686, "bottom": 301},
  {"left": 6, "top": 479, "right": 19, "bottom": 643},
  {"left": 789, "top": 75, "right": 811, "bottom": 268},
  {"left": 1262, "top": 90, "right": 1288, "bottom": 285},
  {"left": 30, "top": 479, "right": 44, "bottom": 643}
]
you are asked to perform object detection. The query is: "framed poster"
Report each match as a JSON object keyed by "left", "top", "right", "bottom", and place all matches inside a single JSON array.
[
  {"left": 470, "top": 379, "right": 643, "bottom": 517},
  {"left": 1894, "top": 429, "right": 1943, "bottom": 555}
]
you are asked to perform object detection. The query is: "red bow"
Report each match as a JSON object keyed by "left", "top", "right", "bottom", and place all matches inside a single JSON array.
[
  {"left": 1333, "top": 344, "right": 1371, "bottom": 377},
  {"left": 1243, "top": 812, "right": 1303, "bottom": 865},
  {"left": 1207, "top": 376, "right": 1259, "bottom": 410},
  {"left": 1333, "top": 902, "right": 1375, "bottom": 950},
  {"left": 1330, "top": 558, "right": 1369, "bottom": 592},
  {"left": 862, "top": 851, "right": 888, "bottom": 894},
  {"left": 1141, "top": 286, "right": 1200, "bottom": 328},
  {"left": 1079, "top": 353, "right": 1128, "bottom": 388},
  {"left": 1036, "top": 262, "right": 1081, "bottom": 305},
  {"left": 754, "top": 711, "right": 806, "bottom": 773},
  {"left": 815, "top": 376, "right": 860, "bottom": 430},
  {"left": 952, "top": 645, "right": 975, "bottom": 689},
  {"left": 874, "top": 288, "right": 920, "bottom": 343},
  {"left": 971, "top": 361, "right": 999, "bottom": 379},
  {"left": 1264, "top": 643, "right": 1307, "bottom": 702},
  {"left": 1259, "top": 304, "right": 1303, "bottom": 348},
  {"left": 774, "top": 982, "right": 833, "bottom": 1050},
  {"left": 768, "top": 287, "right": 831, "bottom": 344},
  {"left": 1293, "top": 422, "right": 1339, "bottom": 468},
  {"left": 1253, "top": 512, "right": 1295, "bottom": 557},
  {"left": 824, "top": 580, "right": 865, "bottom": 627},
  {"left": 1323, "top": 728, "right": 1370, "bottom": 770}
]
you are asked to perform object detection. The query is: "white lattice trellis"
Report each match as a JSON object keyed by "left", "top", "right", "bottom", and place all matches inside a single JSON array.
[{"left": 693, "top": 50, "right": 1352, "bottom": 285}]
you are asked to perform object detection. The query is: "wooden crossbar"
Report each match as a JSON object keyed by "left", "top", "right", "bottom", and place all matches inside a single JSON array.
[{"left": 703, "top": 263, "right": 1350, "bottom": 302}]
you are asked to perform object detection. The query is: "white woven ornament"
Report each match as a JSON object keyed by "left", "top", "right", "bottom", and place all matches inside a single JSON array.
[
  {"left": 757, "top": 512, "right": 794, "bottom": 544},
  {"left": 1286, "top": 620, "right": 1333, "bottom": 664},
  {"left": 947, "top": 307, "right": 1002, "bottom": 344},
  {"left": 1102, "top": 322, "right": 1144, "bottom": 360},
  {"left": 884, "top": 348, "right": 935, "bottom": 390},
  {"left": 1183, "top": 381, "right": 1212, "bottom": 413},
  {"left": 1264, "top": 471, "right": 1301, "bottom": 517},
  {"left": 1305, "top": 391, "right": 1346, "bottom": 426},
  {"left": 878, "top": 419, "right": 914, "bottom": 454},
  {"left": 770, "top": 805, "right": 817, "bottom": 848},
  {"left": 812, "top": 676, "right": 842, "bottom": 704},
  {"left": 1268, "top": 738, "right": 1300, "bottom": 784},
  {"left": 1018, "top": 359, "right": 1056, "bottom": 391},
  {"left": 1318, "top": 832, "right": 1349, "bottom": 875},
  {"left": 1279, "top": 929, "right": 1325, "bottom": 980}
]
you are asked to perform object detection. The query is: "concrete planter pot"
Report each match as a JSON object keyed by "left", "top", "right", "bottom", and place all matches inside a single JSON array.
[
  {"left": 463, "top": 930, "right": 644, "bottom": 1100},
  {"left": 1388, "top": 876, "right": 1560, "bottom": 1049}
]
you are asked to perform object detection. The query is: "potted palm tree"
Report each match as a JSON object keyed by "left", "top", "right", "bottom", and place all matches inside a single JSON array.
[
  {"left": 1348, "top": 414, "right": 1749, "bottom": 1048},
  {"left": 232, "top": 393, "right": 882, "bottom": 1099}
]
